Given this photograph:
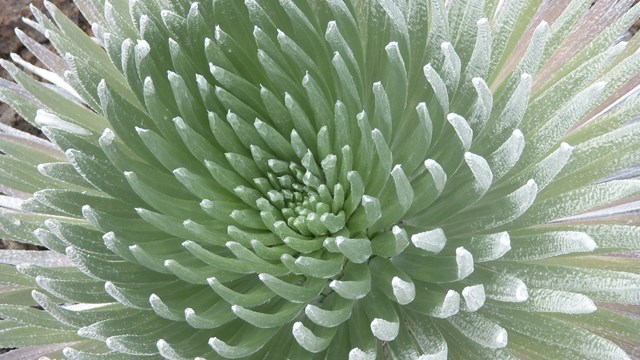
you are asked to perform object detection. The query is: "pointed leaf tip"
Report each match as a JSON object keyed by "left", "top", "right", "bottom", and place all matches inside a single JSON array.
[
  {"left": 370, "top": 318, "right": 399, "bottom": 341},
  {"left": 391, "top": 276, "right": 415, "bottom": 305},
  {"left": 411, "top": 228, "right": 446, "bottom": 254}
]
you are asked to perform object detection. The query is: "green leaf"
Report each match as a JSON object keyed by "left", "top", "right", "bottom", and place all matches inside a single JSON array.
[
  {"left": 0, "top": 324, "right": 79, "bottom": 347},
  {"left": 0, "top": 304, "right": 75, "bottom": 330},
  {"left": 232, "top": 300, "right": 303, "bottom": 328}
]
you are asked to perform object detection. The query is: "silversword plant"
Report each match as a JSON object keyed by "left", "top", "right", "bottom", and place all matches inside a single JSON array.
[{"left": 0, "top": 0, "right": 640, "bottom": 358}]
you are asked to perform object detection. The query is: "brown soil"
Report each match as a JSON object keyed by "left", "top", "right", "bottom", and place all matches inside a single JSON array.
[{"left": 0, "top": 0, "right": 90, "bottom": 134}]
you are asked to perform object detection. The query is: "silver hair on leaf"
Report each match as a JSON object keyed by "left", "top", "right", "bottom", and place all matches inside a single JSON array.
[{"left": 0, "top": 0, "right": 640, "bottom": 359}]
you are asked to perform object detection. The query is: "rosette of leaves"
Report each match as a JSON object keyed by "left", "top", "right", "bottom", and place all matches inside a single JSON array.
[{"left": 1, "top": 0, "right": 640, "bottom": 358}]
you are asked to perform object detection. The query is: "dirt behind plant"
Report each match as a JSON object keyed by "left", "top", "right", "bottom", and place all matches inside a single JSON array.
[{"left": 0, "top": 0, "right": 90, "bottom": 133}]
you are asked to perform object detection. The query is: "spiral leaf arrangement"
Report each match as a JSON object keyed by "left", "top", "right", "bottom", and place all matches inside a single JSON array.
[{"left": 0, "top": 0, "right": 640, "bottom": 358}]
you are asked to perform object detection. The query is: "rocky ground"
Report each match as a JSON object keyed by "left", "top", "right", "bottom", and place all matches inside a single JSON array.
[{"left": 0, "top": 0, "right": 89, "bottom": 133}]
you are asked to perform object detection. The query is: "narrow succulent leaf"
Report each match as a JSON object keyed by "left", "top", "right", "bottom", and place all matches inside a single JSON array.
[
  {"left": 393, "top": 247, "right": 475, "bottom": 283},
  {"left": 328, "top": 262, "right": 371, "bottom": 301},
  {"left": 0, "top": 1, "right": 639, "bottom": 359},
  {"left": 208, "top": 325, "right": 276, "bottom": 358},
  {"left": 0, "top": 325, "right": 79, "bottom": 348},
  {"left": 465, "top": 232, "right": 511, "bottom": 263},
  {"left": 305, "top": 294, "right": 353, "bottom": 328},
  {"left": 424, "top": 64, "right": 449, "bottom": 116},
  {"left": 363, "top": 291, "right": 400, "bottom": 342},
  {"left": 369, "top": 257, "right": 416, "bottom": 305},
  {"left": 487, "top": 307, "right": 630, "bottom": 359},
  {"left": 370, "top": 225, "right": 409, "bottom": 258},
  {"left": 410, "top": 228, "right": 447, "bottom": 255},
  {"left": 405, "top": 314, "right": 448, "bottom": 358},
  {"left": 450, "top": 179, "right": 538, "bottom": 233},
  {"left": 406, "top": 287, "right": 460, "bottom": 319},
  {"left": 503, "top": 231, "right": 597, "bottom": 261},
  {"left": 291, "top": 320, "right": 337, "bottom": 353},
  {"left": 232, "top": 301, "right": 303, "bottom": 329},
  {"left": 460, "top": 284, "right": 486, "bottom": 313},
  {"left": 447, "top": 311, "right": 508, "bottom": 349},
  {"left": 492, "top": 288, "right": 596, "bottom": 314}
]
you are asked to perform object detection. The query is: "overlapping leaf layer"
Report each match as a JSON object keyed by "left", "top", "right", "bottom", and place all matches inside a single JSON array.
[{"left": 1, "top": 0, "right": 640, "bottom": 358}]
